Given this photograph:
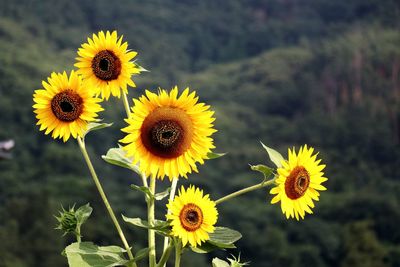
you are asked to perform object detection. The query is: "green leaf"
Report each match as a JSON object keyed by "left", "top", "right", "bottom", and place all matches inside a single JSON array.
[
  {"left": 209, "top": 227, "right": 242, "bottom": 245},
  {"left": 191, "top": 242, "right": 235, "bottom": 254},
  {"left": 75, "top": 203, "right": 93, "bottom": 228},
  {"left": 134, "top": 60, "right": 149, "bottom": 72},
  {"left": 122, "top": 248, "right": 149, "bottom": 266},
  {"left": 130, "top": 185, "right": 153, "bottom": 200},
  {"left": 250, "top": 164, "right": 274, "bottom": 179},
  {"left": 65, "top": 242, "right": 129, "bottom": 267},
  {"left": 154, "top": 187, "right": 171, "bottom": 201},
  {"left": 207, "top": 152, "right": 227, "bottom": 159},
  {"left": 122, "top": 215, "right": 170, "bottom": 235},
  {"left": 102, "top": 147, "right": 141, "bottom": 175},
  {"left": 191, "top": 227, "right": 241, "bottom": 254},
  {"left": 212, "top": 258, "right": 230, "bottom": 267},
  {"left": 133, "top": 248, "right": 150, "bottom": 262},
  {"left": 260, "top": 142, "right": 284, "bottom": 168},
  {"left": 84, "top": 122, "right": 113, "bottom": 137}
]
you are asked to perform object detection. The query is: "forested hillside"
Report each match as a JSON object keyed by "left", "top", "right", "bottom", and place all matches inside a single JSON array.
[{"left": 0, "top": 0, "right": 399, "bottom": 266}]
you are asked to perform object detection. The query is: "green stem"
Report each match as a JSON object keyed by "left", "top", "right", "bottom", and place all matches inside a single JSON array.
[
  {"left": 174, "top": 240, "right": 182, "bottom": 267},
  {"left": 162, "top": 178, "right": 178, "bottom": 267},
  {"left": 147, "top": 176, "right": 157, "bottom": 267},
  {"left": 156, "top": 240, "right": 174, "bottom": 267},
  {"left": 77, "top": 137, "right": 137, "bottom": 267},
  {"left": 76, "top": 227, "right": 81, "bottom": 243},
  {"left": 122, "top": 93, "right": 132, "bottom": 119},
  {"left": 215, "top": 179, "right": 276, "bottom": 205}
]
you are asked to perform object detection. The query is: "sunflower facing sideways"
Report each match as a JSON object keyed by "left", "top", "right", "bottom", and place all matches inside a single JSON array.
[
  {"left": 270, "top": 145, "right": 327, "bottom": 220},
  {"left": 120, "top": 86, "right": 216, "bottom": 180},
  {"left": 166, "top": 186, "right": 218, "bottom": 247},
  {"left": 33, "top": 71, "right": 103, "bottom": 142},
  {"left": 75, "top": 31, "right": 140, "bottom": 100}
]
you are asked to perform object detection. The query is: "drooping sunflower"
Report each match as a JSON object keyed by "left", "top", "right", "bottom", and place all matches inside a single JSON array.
[
  {"left": 270, "top": 145, "right": 327, "bottom": 220},
  {"left": 166, "top": 186, "right": 218, "bottom": 247},
  {"left": 75, "top": 30, "right": 140, "bottom": 100},
  {"left": 33, "top": 71, "right": 103, "bottom": 142},
  {"left": 120, "top": 86, "right": 216, "bottom": 180}
]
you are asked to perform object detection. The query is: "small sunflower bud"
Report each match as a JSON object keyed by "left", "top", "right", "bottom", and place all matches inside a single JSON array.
[
  {"left": 55, "top": 206, "right": 78, "bottom": 236},
  {"left": 55, "top": 203, "right": 92, "bottom": 239}
]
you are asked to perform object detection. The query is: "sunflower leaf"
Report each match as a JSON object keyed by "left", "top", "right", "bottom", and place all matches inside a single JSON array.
[
  {"left": 209, "top": 227, "right": 242, "bottom": 245},
  {"left": 64, "top": 242, "right": 130, "bottom": 267},
  {"left": 207, "top": 152, "right": 227, "bottom": 159},
  {"left": 102, "top": 147, "right": 142, "bottom": 175},
  {"left": 122, "top": 215, "right": 170, "bottom": 235},
  {"left": 250, "top": 164, "right": 274, "bottom": 179},
  {"left": 75, "top": 203, "right": 93, "bottom": 229},
  {"left": 192, "top": 227, "right": 241, "bottom": 253},
  {"left": 260, "top": 142, "right": 284, "bottom": 168},
  {"left": 130, "top": 185, "right": 153, "bottom": 199},
  {"left": 154, "top": 187, "right": 171, "bottom": 201},
  {"left": 84, "top": 122, "right": 113, "bottom": 137},
  {"left": 212, "top": 258, "right": 230, "bottom": 267}
]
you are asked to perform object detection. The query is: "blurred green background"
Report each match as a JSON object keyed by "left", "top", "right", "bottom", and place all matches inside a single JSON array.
[{"left": 0, "top": 0, "right": 399, "bottom": 266}]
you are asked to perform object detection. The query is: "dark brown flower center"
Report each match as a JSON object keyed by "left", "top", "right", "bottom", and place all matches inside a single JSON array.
[
  {"left": 91, "top": 50, "right": 121, "bottom": 81},
  {"left": 51, "top": 90, "right": 83, "bottom": 122},
  {"left": 141, "top": 107, "right": 193, "bottom": 158},
  {"left": 179, "top": 203, "right": 203, "bottom": 232},
  {"left": 285, "top": 166, "right": 310, "bottom": 200}
]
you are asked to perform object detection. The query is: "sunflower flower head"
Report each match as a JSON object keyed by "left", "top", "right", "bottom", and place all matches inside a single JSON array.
[
  {"left": 33, "top": 71, "right": 103, "bottom": 142},
  {"left": 120, "top": 86, "right": 217, "bottom": 180},
  {"left": 75, "top": 30, "right": 140, "bottom": 100},
  {"left": 166, "top": 186, "right": 218, "bottom": 247},
  {"left": 270, "top": 145, "right": 327, "bottom": 220}
]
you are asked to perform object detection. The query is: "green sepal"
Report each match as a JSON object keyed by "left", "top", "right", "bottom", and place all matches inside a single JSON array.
[
  {"left": 64, "top": 242, "right": 130, "bottom": 267},
  {"left": 191, "top": 227, "right": 242, "bottom": 253},
  {"left": 122, "top": 215, "right": 170, "bottom": 236},
  {"left": 207, "top": 152, "right": 227, "bottom": 159},
  {"left": 83, "top": 122, "right": 113, "bottom": 137},
  {"left": 260, "top": 142, "right": 284, "bottom": 168},
  {"left": 102, "top": 147, "right": 141, "bottom": 175},
  {"left": 250, "top": 164, "right": 274, "bottom": 179}
]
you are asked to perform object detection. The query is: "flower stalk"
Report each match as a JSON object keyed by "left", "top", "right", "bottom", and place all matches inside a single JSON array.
[
  {"left": 215, "top": 179, "right": 276, "bottom": 205},
  {"left": 162, "top": 177, "right": 178, "bottom": 267},
  {"left": 77, "top": 137, "right": 137, "bottom": 267},
  {"left": 174, "top": 239, "right": 182, "bottom": 267},
  {"left": 147, "top": 176, "right": 157, "bottom": 267}
]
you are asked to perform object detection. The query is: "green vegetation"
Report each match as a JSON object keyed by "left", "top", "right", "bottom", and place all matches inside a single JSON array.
[{"left": 0, "top": 0, "right": 399, "bottom": 266}]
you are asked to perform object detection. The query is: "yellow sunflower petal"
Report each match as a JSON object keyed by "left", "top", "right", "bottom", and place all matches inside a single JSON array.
[
  {"left": 75, "top": 31, "right": 140, "bottom": 99},
  {"left": 33, "top": 71, "right": 103, "bottom": 142},
  {"left": 269, "top": 145, "right": 328, "bottom": 220},
  {"left": 120, "top": 86, "right": 216, "bottom": 180}
]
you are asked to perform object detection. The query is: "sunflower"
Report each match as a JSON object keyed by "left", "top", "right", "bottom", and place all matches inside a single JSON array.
[
  {"left": 120, "top": 86, "right": 216, "bottom": 180},
  {"left": 270, "top": 145, "right": 327, "bottom": 220},
  {"left": 75, "top": 30, "right": 140, "bottom": 100},
  {"left": 166, "top": 186, "right": 218, "bottom": 247},
  {"left": 33, "top": 71, "right": 103, "bottom": 142}
]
